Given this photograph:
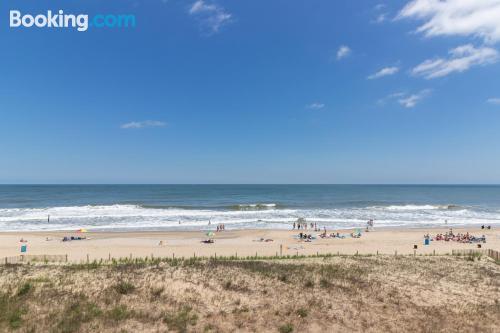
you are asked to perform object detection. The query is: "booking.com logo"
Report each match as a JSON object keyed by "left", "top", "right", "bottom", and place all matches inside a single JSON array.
[{"left": 9, "top": 10, "right": 136, "bottom": 32}]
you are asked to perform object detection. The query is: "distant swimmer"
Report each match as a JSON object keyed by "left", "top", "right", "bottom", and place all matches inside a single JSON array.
[{"left": 48, "top": 214, "right": 50, "bottom": 223}]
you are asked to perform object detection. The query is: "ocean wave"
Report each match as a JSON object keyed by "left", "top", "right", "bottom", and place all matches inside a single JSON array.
[
  {"left": 370, "top": 204, "right": 462, "bottom": 211},
  {"left": 230, "top": 203, "right": 279, "bottom": 210},
  {"left": 0, "top": 203, "right": 498, "bottom": 231}
]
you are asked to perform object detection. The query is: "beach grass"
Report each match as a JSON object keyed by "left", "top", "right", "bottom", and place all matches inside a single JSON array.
[{"left": 0, "top": 255, "right": 499, "bottom": 332}]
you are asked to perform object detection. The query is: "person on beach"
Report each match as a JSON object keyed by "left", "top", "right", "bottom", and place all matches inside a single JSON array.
[{"left": 293, "top": 222, "right": 296, "bottom": 230}]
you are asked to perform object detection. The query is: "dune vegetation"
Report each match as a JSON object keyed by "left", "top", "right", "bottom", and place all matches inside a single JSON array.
[{"left": 0, "top": 254, "right": 499, "bottom": 332}]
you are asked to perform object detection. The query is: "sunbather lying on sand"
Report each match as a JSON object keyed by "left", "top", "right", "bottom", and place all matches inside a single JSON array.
[
  {"left": 432, "top": 231, "right": 486, "bottom": 243},
  {"left": 62, "top": 236, "right": 86, "bottom": 242},
  {"left": 253, "top": 238, "right": 274, "bottom": 242}
]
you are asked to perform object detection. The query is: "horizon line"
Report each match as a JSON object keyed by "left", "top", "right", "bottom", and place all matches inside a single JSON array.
[{"left": 1, "top": 183, "right": 500, "bottom": 186}]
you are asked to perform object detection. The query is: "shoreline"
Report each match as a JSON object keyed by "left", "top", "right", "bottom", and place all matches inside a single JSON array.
[
  {"left": 0, "top": 221, "right": 498, "bottom": 233},
  {"left": 1, "top": 226, "right": 498, "bottom": 262}
]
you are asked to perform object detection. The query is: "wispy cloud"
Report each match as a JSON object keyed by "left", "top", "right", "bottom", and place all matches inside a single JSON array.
[
  {"left": 306, "top": 102, "right": 325, "bottom": 110},
  {"left": 372, "top": 4, "right": 388, "bottom": 23},
  {"left": 487, "top": 97, "right": 500, "bottom": 105},
  {"left": 368, "top": 66, "right": 400, "bottom": 79},
  {"left": 188, "top": 0, "right": 232, "bottom": 34},
  {"left": 374, "top": 13, "right": 387, "bottom": 23},
  {"left": 336, "top": 45, "right": 351, "bottom": 60},
  {"left": 378, "top": 90, "right": 431, "bottom": 108},
  {"left": 121, "top": 120, "right": 167, "bottom": 129},
  {"left": 397, "top": 0, "right": 500, "bottom": 44},
  {"left": 398, "top": 89, "right": 431, "bottom": 108},
  {"left": 411, "top": 44, "right": 499, "bottom": 79}
]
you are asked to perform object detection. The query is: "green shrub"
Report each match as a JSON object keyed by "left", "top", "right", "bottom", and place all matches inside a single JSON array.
[
  {"left": 163, "top": 306, "right": 198, "bottom": 333},
  {"left": 17, "top": 283, "right": 32, "bottom": 297},
  {"left": 296, "top": 308, "right": 308, "bottom": 318},
  {"left": 108, "top": 305, "right": 130, "bottom": 322},
  {"left": 279, "top": 323, "right": 294, "bottom": 333},
  {"left": 114, "top": 281, "right": 135, "bottom": 295}
]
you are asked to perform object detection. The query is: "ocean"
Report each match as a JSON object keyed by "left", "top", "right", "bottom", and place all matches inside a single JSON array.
[{"left": 0, "top": 185, "right": 499, "bottom": 231}]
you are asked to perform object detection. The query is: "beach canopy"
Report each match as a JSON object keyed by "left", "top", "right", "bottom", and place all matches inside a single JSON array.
[{"left": 77, "top": 228, "right": 88, "bottom": 233}]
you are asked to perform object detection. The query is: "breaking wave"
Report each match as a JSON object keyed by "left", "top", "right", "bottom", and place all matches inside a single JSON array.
[{"left": 0, "top": 203, "right": 498, "bottom": 232}]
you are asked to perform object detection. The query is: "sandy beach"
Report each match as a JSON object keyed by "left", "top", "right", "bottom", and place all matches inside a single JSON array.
[{"left": 1, "top": 227, "right": 498, "bottom": 262}]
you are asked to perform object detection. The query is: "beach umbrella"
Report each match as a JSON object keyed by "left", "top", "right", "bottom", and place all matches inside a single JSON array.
[{"left": 77, "top": 228, "right": 88, "bottom": 233}]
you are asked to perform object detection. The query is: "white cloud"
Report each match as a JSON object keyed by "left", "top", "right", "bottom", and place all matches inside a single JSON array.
[
  {"left": 121, "top": 120, "right": 167, "bottom": 129},
  {"left": 306, "top": 102, "right": 325, "bottom": 110},
  {"left": 378, "top": 90, "right": 431, "bottom": 108},
  {"left": 398, "top": 89, "right": 432, "bottom": 108},
  {"left": 397, "top": 0, "right": 500, "bottom": 44},
  {"left": 374, "top": 13, "right": 387, "bottom": 23},
  {"left": 487, "top": 97, "right": 500, "bottom": 105},
  {"left": 336, "top": 45, "right": 351, "bottom": 60},
  {"left": 368, "top": 66, "right": 400, "bottom": 79},
  {"left": 189, "top": 0, "right": 232, "bottom": 34},
  {"left": 411, "top": 44, "right": 499, "bottom": 79},
  {"left": 373, "top": 4, "right": 388, "bottom": 23}
]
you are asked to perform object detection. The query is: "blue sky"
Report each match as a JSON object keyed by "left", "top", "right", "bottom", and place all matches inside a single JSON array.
[{"left": 1, "top": 0, "right": 500, "bottom": 184}]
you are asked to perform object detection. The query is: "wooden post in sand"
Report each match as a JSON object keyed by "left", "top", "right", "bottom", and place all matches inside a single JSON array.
[
  {"left": 108, "top": 253, "right": 111, "bottom": 261},
  {"left": 65, "top": 254, "right": 68, "bottom": 262},
  {"left": 433, "top": 249, "right": 435, "bottom": 256},
  {"left": 376, "top": 250, "right": 378, "bottom": 256},
  {"left": 172, "top": 253, "right": 175, "bottom": 260},
  {"left": 280, "top": 244, "right": 283, "bottom": 256},
  {"left": 86, "top": 254, "right": 89, "bottom": 263}
]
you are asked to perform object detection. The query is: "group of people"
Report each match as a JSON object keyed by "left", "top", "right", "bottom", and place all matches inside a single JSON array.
[
  {"left": 216, "top": 223, "right": 226, "bottom": 232},
  {"left": 297, "top": 232, "right": 314, "bottom": 241},
  {"left": 62, "top": 236, "right": 87, "bottom": 242},
  {"left": 366, "top": 219, "right": 374, "bottom": 231},
  {"left": 426, "top": 229, "right": 486, "bottom": 243},
  {"left": 293, "top": 218, "right": 372, "bottom": 241},
  {"left": 293, "top": 221, "right": 321, "bottom": 231}
]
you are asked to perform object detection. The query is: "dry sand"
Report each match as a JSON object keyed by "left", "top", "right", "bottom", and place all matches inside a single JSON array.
[{"left": 1, "top": 227, "right": 498, "bottom": 262}]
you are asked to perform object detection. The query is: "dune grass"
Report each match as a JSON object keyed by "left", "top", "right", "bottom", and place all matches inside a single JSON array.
[{"left": 0, "top": 255, "right": 498, "bottom": 332}]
